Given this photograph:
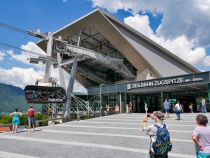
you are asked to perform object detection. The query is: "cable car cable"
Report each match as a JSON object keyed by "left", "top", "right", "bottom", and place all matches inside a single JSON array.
[
  {"left": 0, "top": 41, "right": 46, "bottom": 56},
  {"left": 0, "top": 22, "right": 46, "bottom": 39}
]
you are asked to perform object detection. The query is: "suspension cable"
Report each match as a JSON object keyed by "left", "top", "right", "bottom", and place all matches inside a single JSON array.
[
  {"left": 0, "top": 41, "right": 46, "bottom": 56},
  {"left": 0, "top": 22, "right": 46, "bottom": 39}
]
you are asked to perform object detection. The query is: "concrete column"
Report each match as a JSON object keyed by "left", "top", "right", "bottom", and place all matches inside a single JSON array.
[
  {"left": 208, "top": 83, "right": 210, "bottom": 102},
  {"left": 44, "top": 32, "right": 53, "bottom": 82},
  {"left": 125, "top": 93, "right": 128, "bottom": 113},
  {"left": 119, "top": 93, "right": 122, "bottom": 113}
]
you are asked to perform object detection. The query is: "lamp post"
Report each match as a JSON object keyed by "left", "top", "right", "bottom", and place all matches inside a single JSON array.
[{"left": 100, "top": 84, "right": 104, "bottom": 116}]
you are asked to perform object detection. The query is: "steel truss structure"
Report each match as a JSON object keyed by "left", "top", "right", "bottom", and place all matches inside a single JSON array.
[{"left": 29, "top": 29, "right": 136, "bottom": 120}]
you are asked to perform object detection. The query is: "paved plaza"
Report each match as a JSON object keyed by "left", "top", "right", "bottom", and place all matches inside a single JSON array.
[{"left": 0, "top": 113, "right": 209, "bottom": 158}]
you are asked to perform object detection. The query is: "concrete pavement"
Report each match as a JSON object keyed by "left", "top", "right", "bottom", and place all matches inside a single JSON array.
[{"left": 0, "top": 113, "right": 209, "bottom": 158}]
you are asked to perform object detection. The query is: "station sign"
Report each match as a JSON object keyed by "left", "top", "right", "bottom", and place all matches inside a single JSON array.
[{"left": 127, "top": 72, "right": 209, "bottom": 90}]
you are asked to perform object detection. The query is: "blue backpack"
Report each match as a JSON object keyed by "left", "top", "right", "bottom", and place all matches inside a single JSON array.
[{"left": 152, "top": 124, "right": 172, "bottom": 155}]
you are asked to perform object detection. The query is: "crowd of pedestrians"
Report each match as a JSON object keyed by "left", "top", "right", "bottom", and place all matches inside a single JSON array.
[
  {"left": 8, "top": 99, "right": 210, "bottom": 158},
  {"left": 141, "top": 97, "right": 210, "bottom": 158}
]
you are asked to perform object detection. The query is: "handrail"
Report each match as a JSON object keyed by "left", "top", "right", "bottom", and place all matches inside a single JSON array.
[{"left": 70, "top": 93, "right": 94, "bottom": 114}]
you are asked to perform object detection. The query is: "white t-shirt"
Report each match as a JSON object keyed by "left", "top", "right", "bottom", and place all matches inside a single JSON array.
[
  {"left": 202, "top": 99, "right": 206, "bottom": 106},
  {"left": 175, "top": 103, "right": 181, "bottom": 111}
]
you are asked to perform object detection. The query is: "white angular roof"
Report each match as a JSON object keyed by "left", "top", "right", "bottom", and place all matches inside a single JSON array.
[{"left": 37, "top": 9, "right": 199, "bottom": 87}]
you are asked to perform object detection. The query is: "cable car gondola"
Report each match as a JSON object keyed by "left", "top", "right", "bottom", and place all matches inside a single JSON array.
[{"left": 24, "top": 85, "right": 67, "bottom": 104}]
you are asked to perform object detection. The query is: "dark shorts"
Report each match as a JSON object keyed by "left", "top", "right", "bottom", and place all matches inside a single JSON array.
[{"left": 28, "top": 117, "right": 35, "bottom": 124}]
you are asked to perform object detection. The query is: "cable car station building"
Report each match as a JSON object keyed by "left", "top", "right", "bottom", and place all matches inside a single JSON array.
[
  {"left": 37, "top": 9, "right": 210, "bottom": 113},
  {"left": 88, "top": 72, "right": 210, "bottom": 113}
]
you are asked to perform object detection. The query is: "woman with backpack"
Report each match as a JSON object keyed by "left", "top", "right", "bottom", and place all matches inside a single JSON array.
[
  {"left": 28, "top": 105, "right": 35, "bottom": 132},
  {"left": 143, "top": 111, "right": 172, "bottom": 158}
]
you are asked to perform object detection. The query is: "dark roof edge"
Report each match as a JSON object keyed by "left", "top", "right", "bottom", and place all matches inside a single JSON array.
[{"left": 97, "top": 9, "right": 199, "bottom": 73}]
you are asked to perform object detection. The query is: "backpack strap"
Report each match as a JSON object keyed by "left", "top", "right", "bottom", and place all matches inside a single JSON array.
[
  {"left": 149, "top": 124, "right": 160, "bottom": 152},
  {"left": 154, "top": 124, "right": 159, "bottom": 129},
  {"left": 154, "top": 124, "right": 166, "bottom": 129},
  {"left": 163, "top": 124, "right": 166, "bottom": 129}
]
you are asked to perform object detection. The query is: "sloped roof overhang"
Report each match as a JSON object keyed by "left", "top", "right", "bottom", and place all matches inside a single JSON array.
[{"left": 36, "top": 9, "right": 199, "bottom": 87}]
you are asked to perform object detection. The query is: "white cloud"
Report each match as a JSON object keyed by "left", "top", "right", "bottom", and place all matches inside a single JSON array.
[
  {"left": 156, "top": 36, "right": 208, "bottom": 66},
  {"left": 0, "top": 63, "right": 87, "bottom": 92},
  {"left": 195, "top": 0, "right": 210, "bottom": 12},
  {"left": 7, "top": 49, "right": 29, "bottom": 65},
  {"left": 0, "top": 51, "right": 5, "bottom": 61},
  {"left": 36, "top": 29, "right": 41, "bottom": 33},
  {"left": 0, "top": 44, "right": 87, "bottom": 92},
  {"left": 4, "top": 67, "right": 86, "bottom": 93},
  {"left": 202, "top": 56, "right": 210, "bottom": 67},
  {"left": 0, "top": 67, "right": 43, "bottom": 89},
  {"left": 61, "top": 70, "right": 87, "bottom": 93},
  {"left": 5, "top": 42, "right": 46, "bottom": 70},
  {"left": 91, "top": 0, "right": 210, "bottom": 47},
  {"left": 50, "top": 68, "right": 87, "bottom": 93},
  {"left": 124, "top": 14, "right": 210, "bottom": 68},
  {"left": 73, "top": 81, "right": 87, "bottom": 93},
  {"left": 21, "top": 41, "right": 46, "bottom": 56},
  {"left": 21, "top": 42, "right": 46, "bottom": 70},
  {"left": 124, "top": 14, "right": 153, "bottom": 37},
  {"left": 90, "top": 0, "right": 210, "bottom": 69}
]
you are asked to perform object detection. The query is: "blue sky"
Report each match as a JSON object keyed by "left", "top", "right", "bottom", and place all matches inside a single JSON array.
[
  {"left": 0, "top": 0, "right": 210, "bottom": 90},
  {"left": 0, "top": 0, "right": 93, "bottom": 55}
]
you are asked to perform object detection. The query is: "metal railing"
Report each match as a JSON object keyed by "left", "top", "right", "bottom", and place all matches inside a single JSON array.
[
  {"left": 70, "top": 93, "right": 94, "bottom": 115},
  {"left": 65, "top": 44, "right": 136, "bottom": 80}
]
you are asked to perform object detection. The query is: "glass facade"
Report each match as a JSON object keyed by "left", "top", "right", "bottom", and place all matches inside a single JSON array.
[
  {"left": 208, "top": 83, "right": 210, "bottom": 102},
  {"left": 87, "top": 71, "right": 210, "bottom": 113},
  {"left": 127, "top": 93, "right": 161, "bottom": 112}
]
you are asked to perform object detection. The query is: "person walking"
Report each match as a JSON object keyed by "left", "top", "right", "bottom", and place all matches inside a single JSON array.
[
  {"left": 143, "top": 111, "right": 172, "bottom": 158},
  {"left": 174, "top": 101, "right": 183, "bottom": 120},
  {"left": 28, "top": 105, "right": 35, "bottom": 132},
  {"left": 163, "top": 99, "right": 171, "bottom": 118},
  {"left": 10, "top": 108, "right": 22, "bottom": 133},
  {"left": 126, "top": 103, "right": 129, "bottom": 113},
  {"left": 201, "top": 98, "right": 207, "bottom": 113},
  {"left": 128, "top": 102, "right": 133, "bottom": 113},
  {"left": 189, "top": 103, "right": 193, "bottom": 113},
  {"left": 145, "top": 101, "right": 148, "bottom": 115},
  {"left": 192, "top": 114, "right": 210, "bottom": 157},
  {"left": 115, "top": 104, "right": 120, "bottom": 114},
  {"left": 106, "top": 104, "right": 110, "bottom": 112}
]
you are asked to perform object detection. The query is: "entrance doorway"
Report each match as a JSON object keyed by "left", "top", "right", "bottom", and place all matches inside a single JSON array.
[
  {"left": 177, "top": 96, "right": 196, "bottom": 112},
  {"left": 127, "top": 93, "right": 161, "bottom": 113}
]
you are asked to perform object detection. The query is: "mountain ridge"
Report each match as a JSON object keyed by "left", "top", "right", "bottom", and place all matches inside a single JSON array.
[{"left": 0, "top": 83, "right": 30, "bottom": 112}]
